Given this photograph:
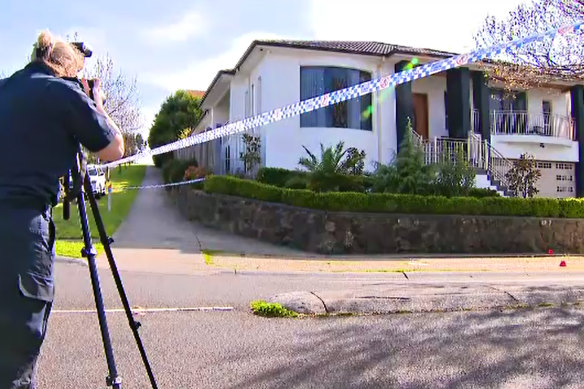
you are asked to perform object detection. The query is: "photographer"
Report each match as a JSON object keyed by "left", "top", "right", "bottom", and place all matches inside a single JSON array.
[{"left": 0, "top": 30, "right": 124, "bottom": 388}]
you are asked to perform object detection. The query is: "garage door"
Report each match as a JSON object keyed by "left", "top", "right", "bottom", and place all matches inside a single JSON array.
[{"left": 535, "top": 161, "right": 575, "bottom": 198}]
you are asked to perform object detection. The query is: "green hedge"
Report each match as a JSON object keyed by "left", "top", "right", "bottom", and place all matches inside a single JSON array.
[
  {"left": 203, "top": 175, "right": 584, "bottom": 218},
  {"left": 467, "top": 188, "right": 500, "bottom": 198},
  {"left": 256, "top": 167, "right": 307, "bottom": 187},
  {"left": 162, "top": 158, "right": 198, "bottom": 184}
]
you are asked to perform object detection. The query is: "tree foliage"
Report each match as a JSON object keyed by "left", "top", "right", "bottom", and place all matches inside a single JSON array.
[
  {"left": 83, "top": 54, "right": 142, "bottom": 133},
  {"left": 505, "top": 153, "right": 542, "bottom": 198},
  {"left": 240, "top": 133, "right": 262, "bottom": 176},
  {"left": 372, "top": 120, "right": 434, "bottom": 195},
  {"left": 432, "top": 151, "right": 476, "bottom": 197},
  {"left": 474, "top": 0, "right": 584, "bottom": 89},
  {"left": 148, "top": 90, "right": 202, "bottom": 167}
]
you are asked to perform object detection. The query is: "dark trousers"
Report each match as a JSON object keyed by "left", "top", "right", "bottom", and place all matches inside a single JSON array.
[{"left": 0, "top": 206, "right": 55, "bottom": 389}]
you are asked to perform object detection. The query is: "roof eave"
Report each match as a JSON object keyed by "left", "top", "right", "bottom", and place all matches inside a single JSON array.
[{"left": 199, "top": 69, "right": 235, "bottom": 107}]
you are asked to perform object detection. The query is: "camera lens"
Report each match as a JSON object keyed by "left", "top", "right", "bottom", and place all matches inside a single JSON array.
[{"left": 87, "top": 79, "right": 95, "bottom": 100}]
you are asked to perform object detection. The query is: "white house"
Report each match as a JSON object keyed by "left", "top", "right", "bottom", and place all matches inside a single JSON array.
[{"left": 176, "top": 39, "right": 584, "bottom": 198}]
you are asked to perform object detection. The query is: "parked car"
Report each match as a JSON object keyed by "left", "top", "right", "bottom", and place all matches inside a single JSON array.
[{"left": 87, "top": 164, "right": 107, "bottom": 197}]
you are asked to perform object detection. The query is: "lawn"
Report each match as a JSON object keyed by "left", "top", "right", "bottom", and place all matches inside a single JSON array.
[{"left": 53, "top": 164, "right": 146, "bottom": 258}]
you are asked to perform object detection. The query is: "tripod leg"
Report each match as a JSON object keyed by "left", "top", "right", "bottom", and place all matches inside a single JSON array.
[
  {"left": 84, "top": 176, "right": 158, "bottom": 389},
  {"left": 77, "top": 184, "right": 122, "bottom": 389}
]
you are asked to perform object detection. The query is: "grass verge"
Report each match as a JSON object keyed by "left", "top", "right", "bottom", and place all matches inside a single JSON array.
[
  {"left": 54, "top": 164, "right": 146, "bottom": 258},
  {"left": 250, "top": 300, "right": 299, "bottom": 318},
  {"left": 202, "top": 251, "right": 215, "bottom": 265},
  {"left": 55, "top": 240, "right": 104, "bottom": 258}
]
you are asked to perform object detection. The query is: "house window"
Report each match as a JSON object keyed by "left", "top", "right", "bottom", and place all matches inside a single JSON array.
[
  {"left": 244, "top": 90, "right": 250, "bottom": 118},
  {"left": 251, "top": 83, "right": 255, "bottom": 116},
  {"left": 537, "top": 162, "right": 552, "bottom": 169},
  {"left": 224, "top": 145, "right": 231, "bottom": 173},
  {"left": 490, "top": 88, "right": 527, "bottom": 134},
  {"left": 256, "top": 77, "right": 262, "bottom": 115},
  {"left": 489, "top": 88, "right": 526, "bottom": 112},
  {"left": 556, "top": 163, "right": 572, "bottom": 170},
  {"left": 444, "top": 91, "right": 448, "bottom": 130},
  {"left": 300, "top": 66, "right": 372, "bottom": 131},
  {"left": 542, "top": 100, "right": 552, "bottom": 128}
]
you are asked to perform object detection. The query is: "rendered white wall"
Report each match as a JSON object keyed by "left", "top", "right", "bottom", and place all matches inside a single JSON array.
[
  {"left": 526, "top": 89, "right": 570, "bottom": 117},
  {"left": 491, "top": 135, "right": 579, "bottom": 162},
  {"left": 254, "top": 48, "right": 398, "bottom": 171},
  {"left": 213, "top": 92, "right": 230, "bottom": 126}
]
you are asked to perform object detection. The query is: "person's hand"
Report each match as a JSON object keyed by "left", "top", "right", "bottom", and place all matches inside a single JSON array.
[{"left": 80, "top": 78, "right": 106, "bottom": 113}]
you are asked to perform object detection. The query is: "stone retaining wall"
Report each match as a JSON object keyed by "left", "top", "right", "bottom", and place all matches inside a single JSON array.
[{"left": 170, "top": 187, "right": 584, "bottom": 254}]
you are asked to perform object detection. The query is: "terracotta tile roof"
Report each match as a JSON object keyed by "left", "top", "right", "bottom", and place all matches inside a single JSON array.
[
  {"left": 187, "top": 90, "right": 206, "bottom": 98},
  {"left": 249, "top": 40, "right": 457, "bottom": 59}
]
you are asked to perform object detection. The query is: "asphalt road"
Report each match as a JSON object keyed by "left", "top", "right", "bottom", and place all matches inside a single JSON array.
[{"left": 35, "top": 262, "right": 584, "bottom": 389}]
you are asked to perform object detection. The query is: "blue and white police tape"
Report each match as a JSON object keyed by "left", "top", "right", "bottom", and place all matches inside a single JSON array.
[
  {"left": 101, "top": 21, "right": 584, "bottom": 169},
  {"left": 122, "top": 178, "right": 205, "bottom": 190}
]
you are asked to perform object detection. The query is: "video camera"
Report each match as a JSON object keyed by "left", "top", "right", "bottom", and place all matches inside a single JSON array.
[{"left": 70, "top": 41, "right": 102, "bottom": 102}]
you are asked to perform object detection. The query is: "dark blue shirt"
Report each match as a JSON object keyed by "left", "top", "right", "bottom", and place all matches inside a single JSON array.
[{"left": 0, "top": 62, "right": 116, "bottom": 207}]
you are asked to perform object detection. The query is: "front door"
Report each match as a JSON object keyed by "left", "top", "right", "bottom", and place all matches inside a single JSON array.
[{"left": 413, "top": 93, "right": 429, "bottom": 139}]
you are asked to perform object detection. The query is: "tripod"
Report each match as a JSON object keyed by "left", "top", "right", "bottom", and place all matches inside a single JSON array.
[{"left": 63, "top": 152, "right": 158, "bottom": 388}]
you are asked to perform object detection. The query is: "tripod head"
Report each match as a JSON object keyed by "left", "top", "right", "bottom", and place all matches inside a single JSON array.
[{"left": 62, "top": 150, "right": 88, "bottom": 220}]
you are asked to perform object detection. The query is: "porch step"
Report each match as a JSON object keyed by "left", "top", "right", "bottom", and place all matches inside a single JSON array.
[{"left": 474, "top": 173, "right": 507, "bottom": 197}]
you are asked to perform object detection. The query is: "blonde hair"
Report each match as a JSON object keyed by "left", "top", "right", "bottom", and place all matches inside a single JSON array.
[{"left": 31, "top": 30, "right": 85, "bottom": 77}]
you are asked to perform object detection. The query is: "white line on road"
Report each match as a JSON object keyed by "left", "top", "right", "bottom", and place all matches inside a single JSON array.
[{"left": 52, "top": 307, "right": 235, "bottom": 314}]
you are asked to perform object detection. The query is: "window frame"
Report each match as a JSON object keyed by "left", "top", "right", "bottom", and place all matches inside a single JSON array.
[{"left": 299, "top": 65, "right": 372, "bottom": 131}]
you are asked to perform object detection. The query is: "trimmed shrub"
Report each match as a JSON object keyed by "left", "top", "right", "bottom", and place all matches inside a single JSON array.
[
  {"left": 308, "top": 172, "right": 366, "bottom": 193},
  {"left": 257, "top": 167, "right": 306, "bottom": 187},
  {"left": 468, "top": 188, "right": 500, "bottom": 198},
  {"left": 184, "top": 166, "right": 209, "bottom": 189},
  {"left": 203, "top": 175, "right": 584, "bottom": 218},
  {"left": 162, "top": 159, "right": 180, "bottom": 183},
  {"left": 162, "top": 158, "right": 198, "bottom": 184},
  {"left": 559, "top": 198, "right": 584, "bottom": 218},
  {"left": 204, "top": 175, "right": 282, "bottom": 203},
  {"left": 284, "top": 175, "right": 308, "bottom": 190}
]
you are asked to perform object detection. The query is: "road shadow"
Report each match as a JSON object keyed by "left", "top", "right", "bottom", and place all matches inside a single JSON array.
[{"left": 220, "top": 308, "right": 584, "bottom": 388}]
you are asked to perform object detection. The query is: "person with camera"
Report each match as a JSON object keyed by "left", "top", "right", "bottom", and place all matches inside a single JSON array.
[{"left": 0, "top": 30, "right": 124, "bottom": 388}]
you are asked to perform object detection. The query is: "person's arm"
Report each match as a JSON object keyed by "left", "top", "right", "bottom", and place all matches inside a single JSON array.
[
  {"left": 80, "top": 79, "right": 124, "bottom": 161},
  {"left": 59, "top": 78, "right": 125, "bottom": 162}
]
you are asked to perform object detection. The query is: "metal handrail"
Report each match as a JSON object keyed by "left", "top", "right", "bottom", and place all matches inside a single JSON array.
[
  {"left": 411, "top": 128, "right": 514, "bottom": 194},
  {"left": 491, "top": 110, "right": 574, "bottom": 140}
]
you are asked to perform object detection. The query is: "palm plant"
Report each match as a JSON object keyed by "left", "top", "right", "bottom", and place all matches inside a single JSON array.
[
  {"left": 298, "top": 141, "right": 366, "bottom": 192},
  {"left": 298, "top": 141, "right": 348, "bottom": 174}
]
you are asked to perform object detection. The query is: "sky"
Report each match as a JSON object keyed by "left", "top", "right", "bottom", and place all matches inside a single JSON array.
[{"left": 0, "top": 0, "right": 526, "bottom": 136}]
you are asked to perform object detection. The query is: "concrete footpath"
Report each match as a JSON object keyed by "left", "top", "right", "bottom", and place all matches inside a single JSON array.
[{"left": 94, "top": 165, "right": 302, "bottom": 274}]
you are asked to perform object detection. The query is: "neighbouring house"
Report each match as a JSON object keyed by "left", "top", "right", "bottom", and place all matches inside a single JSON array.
[
  {"left": 175, "top": 40, "right": 584, "bottom": 198},
  {"left": 187, "top": 89, "right": 206, "bottom": 99}
]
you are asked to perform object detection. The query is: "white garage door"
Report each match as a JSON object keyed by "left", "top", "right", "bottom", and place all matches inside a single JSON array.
[{"left": 535, "top": 161, "right": 575, "bottom": 198}]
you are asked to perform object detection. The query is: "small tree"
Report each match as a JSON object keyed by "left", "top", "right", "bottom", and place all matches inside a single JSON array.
[
  {"left": 372, "top": 119, "right": 433, "bottom": 194},
  {"left": 148, "top": 90, "right": 202, "bottom": 167},
  {"left": 240, "top": 133, "right": 261, "bottom": 176},
  {"left": 505, "top": 153, "right": 542, "bottom": 198}
]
